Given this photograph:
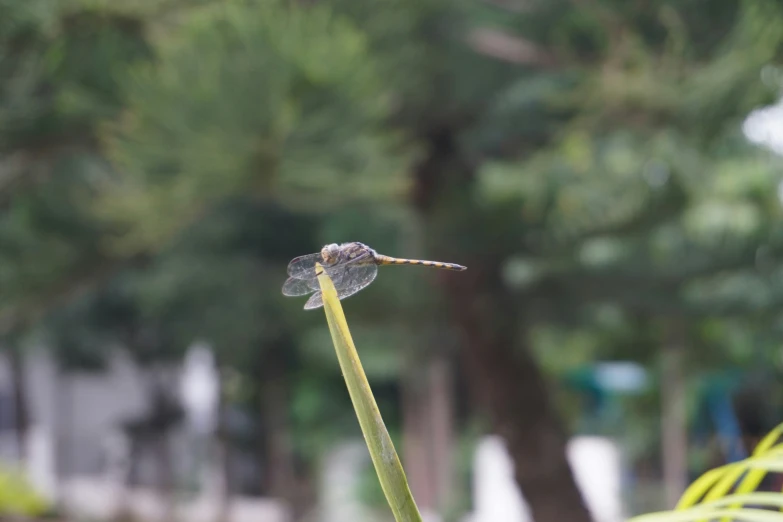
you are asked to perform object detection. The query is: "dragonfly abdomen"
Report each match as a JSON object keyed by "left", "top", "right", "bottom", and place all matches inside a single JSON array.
[{"left": 375, "top": 255, "right": 467, "bottom": 271}]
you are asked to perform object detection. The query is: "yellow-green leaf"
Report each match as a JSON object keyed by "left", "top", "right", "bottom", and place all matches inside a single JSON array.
[
  {"left": 631, "top": 423, "right": 783, "bottom": 522},
  {"left": 315, "top": 263, "right": 423, "bottom": 522}
]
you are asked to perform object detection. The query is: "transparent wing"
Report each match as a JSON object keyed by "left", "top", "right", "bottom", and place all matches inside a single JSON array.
[
  {"left": 334, "top": 264, "right": 378, "bottom": 299},
  {"left": 286, "top": 253, "right": 323, "bottom": 278},
  {"left": 304, "top": 291, "right": 325, "bottom": 310},
  {"left": 282, "top": 277, "right": 316, "bottom": 297},
  {"left": 302, "top": 264, "right": 378, "bottom": 310},
  {"left": 287, "top": 250, "right": 374, "bottom": 280}
]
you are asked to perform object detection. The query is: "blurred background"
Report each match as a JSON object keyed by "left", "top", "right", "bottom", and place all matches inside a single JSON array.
[{"left": 1, "top": 0, "right": 783, "bottom": 521}]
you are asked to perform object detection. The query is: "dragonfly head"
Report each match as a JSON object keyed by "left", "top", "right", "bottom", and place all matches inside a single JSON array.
[{"left": 321, "top": 243, "right": 340, "bottom": 265}]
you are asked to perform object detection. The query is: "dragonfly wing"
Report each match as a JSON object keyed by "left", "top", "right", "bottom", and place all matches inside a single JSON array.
[
  {"left": 304, "top": 291, "right": 324, "bottom": 310},
  {"left": 334, "top": 264, "right": 378, "bottom": 300},
  {"left": 302, "top": 265, "right": 378, "bottom": 310},
  {"left": 287, "top": 253, "right": 323, "bottom": 278},
  {"left": 282, "top": 277, "right": 316, "bottom": 297},
  {"left": 288, "top": 250, "right": 374, "bottom": 279}
]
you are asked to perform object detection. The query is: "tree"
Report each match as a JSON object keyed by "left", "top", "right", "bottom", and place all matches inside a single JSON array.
[
  {"left": 4, "top": 0, "right": 783, "bottom": 520},
  {"left": 94, "top": 0, "right": 783, "bottom": 520},
  {"left": 0, "top": 0, "right": 161, "bottom": 467}
]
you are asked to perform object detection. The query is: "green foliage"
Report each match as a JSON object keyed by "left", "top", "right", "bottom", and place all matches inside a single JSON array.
[
  {"left": 2, "top": 0, "right": 783, "bottom": 515},
  {"left": 0, "top": 0, "right": 156, "bottom": 328},
  {"left": 98, "top": 0, "right": 409, "bottom": 255},
  {"left": 628, "top": 423, "right": 783, "bottom": 522},
  {"left": 0, "top": 465, "right": 50, "bottom": 517}
]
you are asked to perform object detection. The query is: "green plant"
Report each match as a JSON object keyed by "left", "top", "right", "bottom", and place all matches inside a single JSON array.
[
  {"left": 630, "top": 423, "right": 783, "bottom": 522},
  {"left": 316, "top": 262, "right": 423, "bottom": 522},
  {"left": 0, "top": 465, "right": 50, "bottom": 517}
]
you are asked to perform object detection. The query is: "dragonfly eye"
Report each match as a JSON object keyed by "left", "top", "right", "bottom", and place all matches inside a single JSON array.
[{"left": 321, "top": 243, "right": 339, "bottom": 264}]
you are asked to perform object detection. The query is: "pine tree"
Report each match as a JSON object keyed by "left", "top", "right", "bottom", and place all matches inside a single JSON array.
[{"left": 3, "top": 0, "right": 783, "bottom": 519}]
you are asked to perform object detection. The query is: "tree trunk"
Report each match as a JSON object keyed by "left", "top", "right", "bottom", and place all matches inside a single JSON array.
[
  {"left": 661, "top": 322, "right": 688, "bottom": 508},
  {"left": 447, "top": 268, "right": 592, "bottom": 522},
  {"left": 402, "top": 352, "right": 456, "bottom": 518},
  {"left": 8, "top": 347, "right": 29, "bottom": 463},
  {"left": 113, "top": 436, "right": 138, "bottom": 522},
  {"left": 401, "top": 356, "right": 435, "bottom": 513},
  {"left": 260, "top": 379, "right": 295, "bottom": 500},
  {"left": 216, "top": 374, "right": 232, "bottom": 522},
  {"left": 413, "top": 127, "right": 593, "bottom": 522},
  {"left": 147, "top": 375, "right": 178, "bottom": 522},
  {"left": 428, "top": 354, "right": 455, "bottom": 515},
  {"left": 257, "top": 342, "right": 298, "bottom": 513},
  {"left": 155, "top": 425, "right": 176, "bottom": 522}
]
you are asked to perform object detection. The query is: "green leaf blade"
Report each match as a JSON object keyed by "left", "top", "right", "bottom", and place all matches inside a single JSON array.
[{"left": 315, "top": 262, "right": 423, "bottom": 522}]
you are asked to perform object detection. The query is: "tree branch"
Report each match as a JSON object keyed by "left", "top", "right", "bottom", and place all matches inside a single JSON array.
[{"left": 466, "top": 28, "right": 559, "bottom": 67}]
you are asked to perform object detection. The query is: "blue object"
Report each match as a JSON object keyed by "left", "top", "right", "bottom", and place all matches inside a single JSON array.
[{"left": 702, "top": 372, "right": 747, "bottom": 462}]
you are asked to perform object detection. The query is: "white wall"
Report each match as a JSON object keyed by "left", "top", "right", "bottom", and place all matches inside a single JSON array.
[{"left": 467, "top": 435, "right": 625, "bottom": 522}]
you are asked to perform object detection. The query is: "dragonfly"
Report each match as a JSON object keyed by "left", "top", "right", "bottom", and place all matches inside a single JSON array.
[{"left": 282, "top": 242, "right": 467, "bottom": 310}]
